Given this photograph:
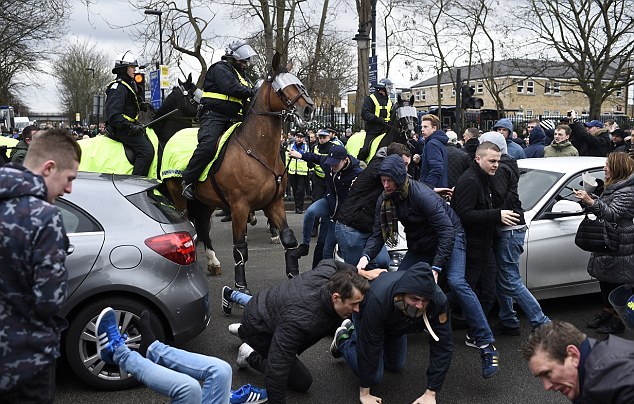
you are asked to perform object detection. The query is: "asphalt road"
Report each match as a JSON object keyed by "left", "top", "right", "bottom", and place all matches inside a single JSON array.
[{"left": 54, "top": 210, "right": 633, "bottom": 403}]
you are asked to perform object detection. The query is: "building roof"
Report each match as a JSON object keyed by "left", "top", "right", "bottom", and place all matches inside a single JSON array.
[{"left": 410, "top": 58, "right": 611, "bottom": 88}]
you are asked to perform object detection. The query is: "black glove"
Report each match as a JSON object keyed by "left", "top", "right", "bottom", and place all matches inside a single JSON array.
[
  {"left": 140, "top": 102, "right": 153, "bottom": 112},
  {"left": 129, "top": 124, "right": 145, "bottom": 137}
]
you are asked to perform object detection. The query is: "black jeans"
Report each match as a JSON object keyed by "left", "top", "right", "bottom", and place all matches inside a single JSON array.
[
  {"left": 0, "top": 361, "right": 56, "bottom": 404},
  {"left": 600, "top": 280, "right": 622, "bottom": 310},
  {"left": 289, "top": 174, "right": 306, "bottom": 211},
  {"left": 109, "top": 129, "right": 154, "bottom": 176},
  {"left": 183, "top": 111, "right": 231, "bottom": 184}
]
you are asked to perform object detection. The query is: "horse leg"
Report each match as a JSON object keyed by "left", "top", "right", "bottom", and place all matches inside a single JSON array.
[
  {"left": 230, "top": 206, "right": 251, "bottom": 294},
  {"left": 264, "top": 201, "right": 299, "bottom": 278},
  {"left": 184, "top": 197, "right": 221, "bottom": 275}
]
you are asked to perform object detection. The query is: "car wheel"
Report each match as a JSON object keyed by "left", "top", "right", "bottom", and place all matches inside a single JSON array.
[{"left": 64, "top": 297, "right": 166, "bottom": 390}]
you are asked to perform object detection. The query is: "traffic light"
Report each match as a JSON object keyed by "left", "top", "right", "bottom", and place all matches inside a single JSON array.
[
  {"left": 134, "top": 72, "right": 146, "bottom": 101},
  {"left": 461, "top": 85, "right": 484, "bottom": 109}
]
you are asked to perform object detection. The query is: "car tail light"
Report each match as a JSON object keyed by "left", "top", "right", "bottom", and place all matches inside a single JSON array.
[{"left": 145, "top": 232, "right": 196, "bottom": 265}]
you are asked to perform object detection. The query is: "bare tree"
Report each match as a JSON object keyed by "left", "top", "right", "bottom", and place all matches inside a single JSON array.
[
  {"left": 0, "top": 0, "right": 70, "bottom": 108},
  {"left": 355, "top": 0, "right": 372, "bottom": 130},
  {"left": 520, "top": 0, "right": 634, "bottom": 118},
  {"left": 52, "top": 40, "right": 111, "bottom": 123}
]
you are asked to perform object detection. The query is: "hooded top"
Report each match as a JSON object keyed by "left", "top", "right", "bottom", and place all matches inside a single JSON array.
[
  {"left": 490, "top": 155, "right": 526, "bottom": 227},
  {"left": 479, "top": 131, "right": 508, "bottom": 155},
  {"left": 524, "top": 126, "right": 546, "bottom": 158},
  {"left": 355, "top": 264, "right": 452, "bottom": 391},
  {"left": 0, "top": 164, "right": 69, "bottom": 391},
  {"left": 365, "top": 154, "right": 461, "bottom": 268},
  {"left": 492, "top": 118, "right": 526, "bottom": 159},
  {"left": 419, "top": 130, "right": 449, "bottom": 188}
]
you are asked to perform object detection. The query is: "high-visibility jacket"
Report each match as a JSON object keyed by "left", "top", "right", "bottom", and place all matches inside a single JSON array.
[
  {"left": 345, "top": 131, "right": 384, "bottom": 163},
  {"left": 287, "top": 142, "right": 309, "bottom": 175}
]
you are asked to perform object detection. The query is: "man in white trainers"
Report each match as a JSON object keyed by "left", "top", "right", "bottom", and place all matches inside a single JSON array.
[{"left": 223, "top": 260, "right": 373, "bottom": 404}]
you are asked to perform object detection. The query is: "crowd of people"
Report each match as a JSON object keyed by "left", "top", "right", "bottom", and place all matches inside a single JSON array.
[{"left": 2, "top": 45, "right": 634, "bottom": 404}]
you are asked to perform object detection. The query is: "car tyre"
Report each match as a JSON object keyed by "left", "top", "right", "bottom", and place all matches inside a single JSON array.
[{"left": 64, "top": 297, "right": 166, "bottom": 391}]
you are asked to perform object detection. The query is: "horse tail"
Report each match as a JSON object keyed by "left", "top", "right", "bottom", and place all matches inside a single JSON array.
[{"left": 187, "top": 198, "right": 213, "bottom": 251}]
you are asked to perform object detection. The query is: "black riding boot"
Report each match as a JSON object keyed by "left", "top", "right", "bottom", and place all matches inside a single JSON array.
[{"left": 233, "top": 242, "right": 250, "bottom": 294}]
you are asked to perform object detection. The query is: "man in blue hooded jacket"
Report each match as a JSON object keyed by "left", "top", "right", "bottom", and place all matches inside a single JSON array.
[
  {"left": 418, "top": 114, "right": 448, "bottom": 188},
  {"left": 524, "top": 119, "right": 547, "bottom": 158},
  {"left": 333, "top": 265, "right": 452, "bottom": 404},
  {"left": 493, "top": 118, "right": 526, "bottom": 160}
]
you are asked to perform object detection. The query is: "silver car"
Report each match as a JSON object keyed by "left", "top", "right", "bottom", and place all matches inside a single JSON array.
[
  {"left": 56, "top": 173, "right": 211, "bottom": 390},
  {"left": 518, "top": 156, "right": 606, "bottom": 299}
]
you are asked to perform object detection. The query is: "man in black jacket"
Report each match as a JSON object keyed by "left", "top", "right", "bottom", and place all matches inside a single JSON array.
[
  {"left": 524, "top": 320, "right": 634, "bottom": 403},
  {"left": 333, "top": 265, "right": 453, "bottom": 404},
  {"left": 182, "top": 40, "right": 257, "bottom": 200},
  {"left": 222, "top": 260, "right": 369, "bottom": 404},
  {"left": 568, "top": 113, "right": 611, "bottom": 157}
]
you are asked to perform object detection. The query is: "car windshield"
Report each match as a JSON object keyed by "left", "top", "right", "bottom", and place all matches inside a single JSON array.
[
  {"left": 518, "top": 168, "right": 564, "bottom": 210},
  {"left": 127, "top": 188, "right": 188, "bottom": 224}
]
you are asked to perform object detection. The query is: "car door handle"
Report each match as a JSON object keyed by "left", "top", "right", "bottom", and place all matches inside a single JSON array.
[{"left": 67, "top": 244, "right": 75, "bottom": 255}]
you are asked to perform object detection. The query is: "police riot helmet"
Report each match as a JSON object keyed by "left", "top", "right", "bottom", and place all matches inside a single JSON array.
[
  {"left": 112, "top": 50, "right": 139, "bottom": 74},
  {"left": 609, "top": 284, "right": 634, "bottom": 330},
  {"left": 225, "top": 40, "right": 258, "bottom": 66},
  {"left": 374, "top": 78, "right": 394, "bottom": 93}
]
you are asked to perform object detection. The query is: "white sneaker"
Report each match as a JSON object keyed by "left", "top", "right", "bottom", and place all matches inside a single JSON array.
[
  {"left": 228, "top": 323, "right": 242, "bottom": 338},
  {"left": 237, "top": 343, "right": 254, "bottom": 368}
]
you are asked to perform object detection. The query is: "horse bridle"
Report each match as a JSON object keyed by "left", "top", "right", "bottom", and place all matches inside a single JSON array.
[
  {"left": 178, "top": 82, "right": 202, "bottom": 107},
  {"left": 253, "top": 72, "right": 313, "bottom": 120}
]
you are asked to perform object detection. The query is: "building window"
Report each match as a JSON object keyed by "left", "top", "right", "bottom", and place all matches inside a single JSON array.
[
  {"left": 415, "top": 91, "right": 420, "bottom": 101},
  {"left": 517, "top": 80, "right": 524, "bottom": 93},
  {"left": 439, "top": 89, "right": 444, "bottom": 99},
  {"left": 421, "top": 90, "right": 426, "bottom": 102},
  {"left": 526, "top": 81, "right": 535, "bottom": 94},
  {"left": 476, "top": 82, "right": 484, "bottom": 94},
  {"left": 451, "top": 87, "right": 456, "bottom": 98},
  {"left": 526, "top": 109, "right": 534, "bottom": 117},
  {"left": 543, "top": 110, "right": 550, "bottom": 116},
  {"left": 616, "top": 88, "right": 623, "bottom": 97},
  {"left": 552, "top": 110, "right": 560, "bottom": 116},
  {"left": 545, "top": 81, "right": 561, "bottom": 95}
]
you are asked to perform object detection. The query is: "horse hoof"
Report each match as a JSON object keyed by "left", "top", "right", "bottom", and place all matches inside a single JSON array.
[
  {"left": 270, "top": 235, "right": 280, "bottom": 244},
  {"left": 207, "top": 264, "right": 222, "bottom": 276}
]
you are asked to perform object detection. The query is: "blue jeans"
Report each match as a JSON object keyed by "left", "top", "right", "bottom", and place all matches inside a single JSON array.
[
  {"left": 494, "top": 230, "right": 550, "bottom": 327},
  {"left": 335, "top": 222, "right": 390, "bottom": 269},
  {"left": 339, "top": 315, "right": 407, "bottom": 385},
  {"left": 302, "top": 198, "right": 330, "bottom": 245},
  {"left": 230, "top": 289, "right": 252, "bottom": 306},
  {"left": 114, "top": 341, "right": 232, "bottom": 404},
  {"left": 445, "top": 232, "right": 494, "bottom": 346}
]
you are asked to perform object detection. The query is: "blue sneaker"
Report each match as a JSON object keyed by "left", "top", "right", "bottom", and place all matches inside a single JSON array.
[
  {"left": 480, "top": 344, "right": 499, "bottom": 379},
  {"left": 230, "top": 384, "right": 268, "bottom": 404},
  {"left": 96, "top": 307, "right": 127, "bottom": 365}
]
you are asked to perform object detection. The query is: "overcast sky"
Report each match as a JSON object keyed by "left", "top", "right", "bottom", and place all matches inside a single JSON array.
[{"left": 23, "top": 0, "right": 364, "bottom": 114}]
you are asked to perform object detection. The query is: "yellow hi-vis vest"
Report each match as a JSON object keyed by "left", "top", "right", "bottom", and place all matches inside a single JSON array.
[
  {"left": 287, "top": 144, "right": 309, "bottom": 175},
  {"left": 345, "top": 131, "right": 384, "bottom": 163},
  {"left": 202, "top": 66, "right": 250, "bottom": 113},
  {"left": 107, "top": 79, "right": 140, "bottom": 122},
  {"left": 370, "top": 94, "right": 392, "bottom": 123}
]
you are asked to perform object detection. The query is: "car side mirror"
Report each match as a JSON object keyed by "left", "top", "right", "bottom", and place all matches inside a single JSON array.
[{"left": 543, "top": 200, "right": 583, "bottom": 218}]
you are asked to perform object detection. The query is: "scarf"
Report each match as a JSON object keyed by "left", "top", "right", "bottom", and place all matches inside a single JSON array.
[{"left": 380, "top": 177, "right": 409, "bottom": 247}]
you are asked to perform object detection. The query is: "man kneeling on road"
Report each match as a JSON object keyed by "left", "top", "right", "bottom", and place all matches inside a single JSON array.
[
  {"left": 221, "top": 260, "right": 373, "bottom": 404},
  {"left": 331, "top": 264, "right": 452, "bottom": 404}
]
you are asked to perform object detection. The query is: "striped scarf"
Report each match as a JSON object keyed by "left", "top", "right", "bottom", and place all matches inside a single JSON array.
[{"left": 380, "top": 177, "right": 409, "bottom": 247}]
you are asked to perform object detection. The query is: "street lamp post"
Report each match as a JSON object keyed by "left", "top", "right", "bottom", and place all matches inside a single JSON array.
[
  {"left": 85, "top": 68, "right": 95, "bottom": 125},
  {"left": 353, "top": 27, "right": 371, "bottom": 131},
  {"left": 144, "top": 9, "right": 164, "bottom": 101}
]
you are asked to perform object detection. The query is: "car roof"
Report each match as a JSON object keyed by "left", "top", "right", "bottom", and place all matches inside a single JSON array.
[
  {"left": 517, "top": 157, "right": 606, "bottom": 173},
  {"left": 74, "top": 172, "right": 160, "bottom": 196}
]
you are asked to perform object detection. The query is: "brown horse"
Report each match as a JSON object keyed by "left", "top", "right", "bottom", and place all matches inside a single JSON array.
[{"left": 163, "top": 53, "right": 314, "bottom": 292}]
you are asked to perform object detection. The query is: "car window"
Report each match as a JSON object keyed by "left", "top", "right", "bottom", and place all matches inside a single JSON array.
[
  {"left": 55, "top": 199, "right": 103, "bottom": 233},
  {"left": 553, "top": 169, "right": 606, "bottom": 202},
  {"left": 518, "top": 168, "right": 564, "bottom": 210},
  {"left": 126, "top": 188, "right": 187, "bottom": 224}
]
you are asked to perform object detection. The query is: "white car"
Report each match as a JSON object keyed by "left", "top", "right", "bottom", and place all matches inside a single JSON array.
[{"left": 518, "top": 156, "right": 606, "bottom": 299}]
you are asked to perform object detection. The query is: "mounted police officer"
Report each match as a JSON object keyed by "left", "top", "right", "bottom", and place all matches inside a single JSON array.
[
  {"left": 105, "top": 51, "right": 154, "bottom": 176},
  {"left": 358, "top": 78, "right": 394, "bottom": 162},
  {"left": 181, "top": 40, "right": 257, "bottom": 200}
]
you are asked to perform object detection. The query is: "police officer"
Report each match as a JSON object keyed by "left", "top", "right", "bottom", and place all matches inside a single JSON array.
[
  {"left": 182, "top": 40, "right": 257, "bottom": 199},
  {"left": 358, "top": 78, "right": 394, "bottom": 162},
  {"left": 105, "top": 51, "right": 154, "bottom": 176}
]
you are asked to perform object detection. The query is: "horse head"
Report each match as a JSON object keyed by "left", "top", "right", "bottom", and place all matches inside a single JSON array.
[
  {"left": 260, "top": 52, "right": 314, "bottom": 124},
  {"left": 176, "top": 73, "right": 201, "bottom": 117},
  {"left": 151, "top": 74, "right": 201, "bottom": 145},
  {"left": 396, "top": 94, "right": 418, "bottom": 134}
]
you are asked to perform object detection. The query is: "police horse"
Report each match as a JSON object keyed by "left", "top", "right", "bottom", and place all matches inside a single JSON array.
[{"left": 161, "top": 53, "right": 314, "bottom": 292}]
